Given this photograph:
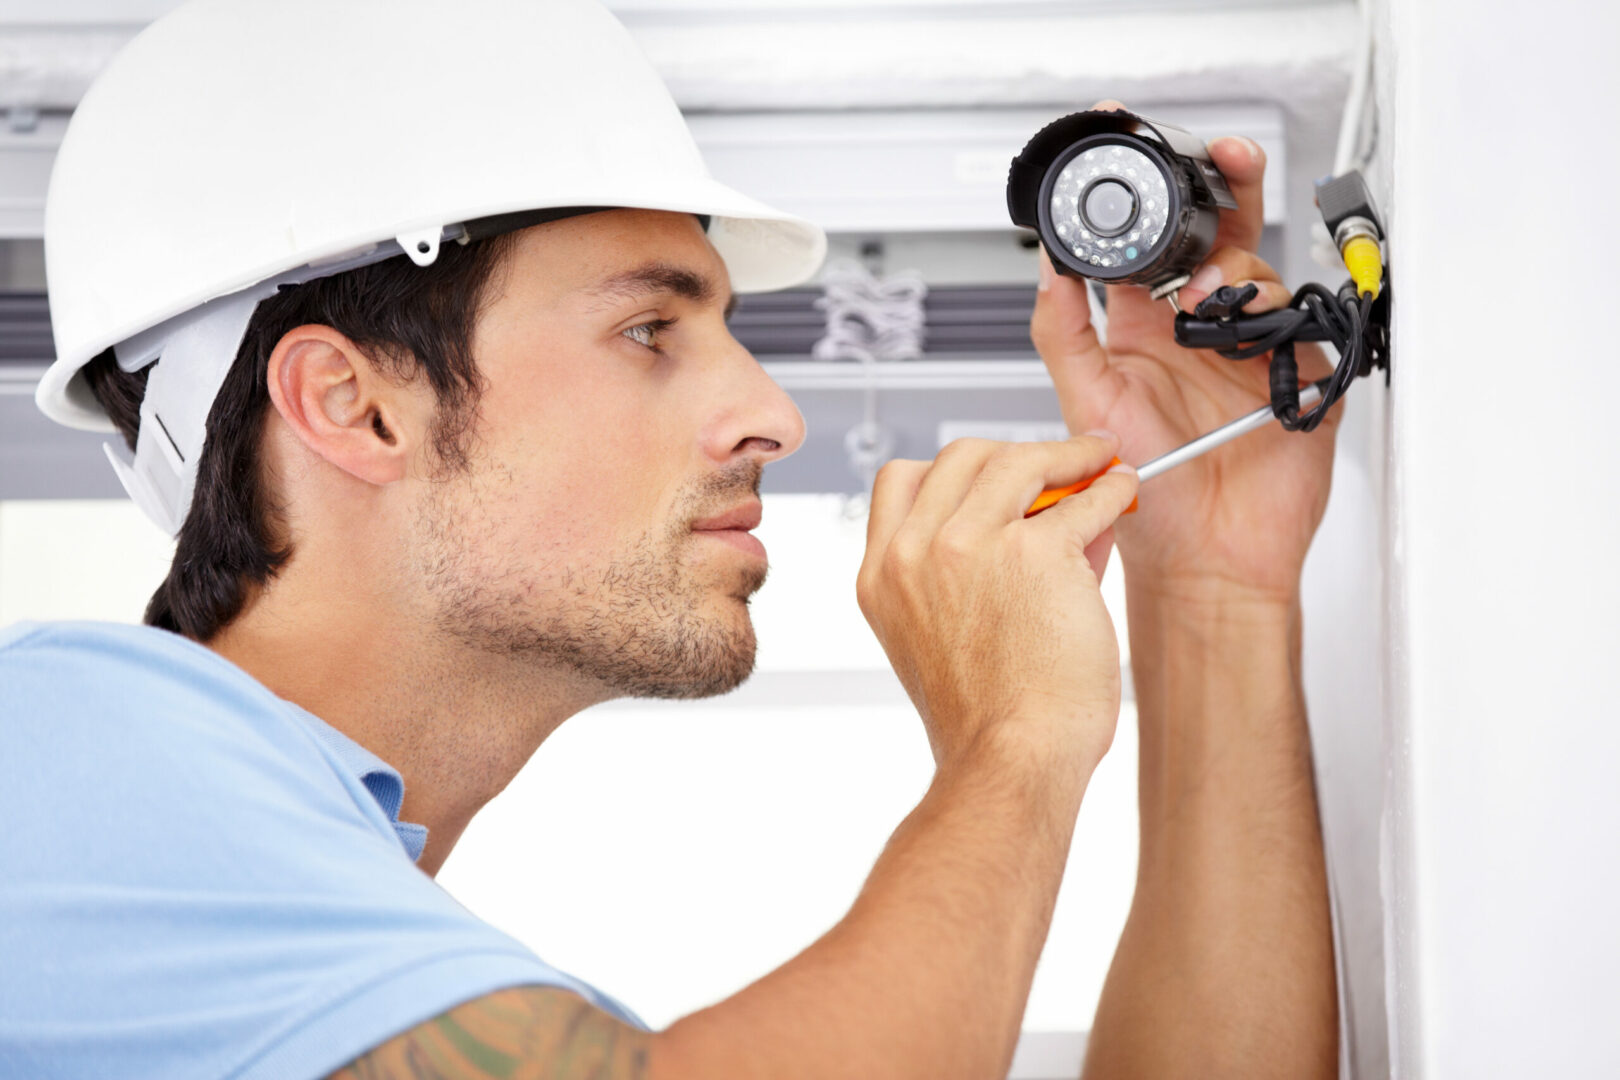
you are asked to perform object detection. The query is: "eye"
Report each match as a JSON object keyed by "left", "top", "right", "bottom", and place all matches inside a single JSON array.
[{"left": 623, "top": 317, "right": 677, "bottom": 351}]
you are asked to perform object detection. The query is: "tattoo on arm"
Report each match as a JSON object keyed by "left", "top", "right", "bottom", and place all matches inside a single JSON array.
[{"left": 330, "top": 986, "right": 650, "bottom": 1080}]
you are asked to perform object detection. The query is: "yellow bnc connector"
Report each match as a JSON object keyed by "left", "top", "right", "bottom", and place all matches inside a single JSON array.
[
  {"left": 1334, "top": 213, "right": 1384, "bottom": 299},
  {"left": 1341, "top": 234, "right": 1383, "bottom": 299}
]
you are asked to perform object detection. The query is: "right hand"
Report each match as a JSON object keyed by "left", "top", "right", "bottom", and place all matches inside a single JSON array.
[
  {"left": 856, "top": 432, "right": 1139, "bottom": 772},
  {"left": 1032, "top": 101, "right": 1339, "bottom": 606}
]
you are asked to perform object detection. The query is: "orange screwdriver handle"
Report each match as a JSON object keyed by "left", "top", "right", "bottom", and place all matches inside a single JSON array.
[{"left": 1024, "top": 457, "right": 1139, "bottom": 518}]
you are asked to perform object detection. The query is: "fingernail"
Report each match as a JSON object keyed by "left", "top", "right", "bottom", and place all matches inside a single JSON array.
[
  {"left": 1186, "top": 263, "right": 1222, "bottom": 296},
  {"left": 1107, "top": 462, "right": 1136, "bottom": 476},
  {"left": 1082, "top": 428, "right": 1117, "bottom": 442},
  {"left": 1215, "top": 135, "right": 1262, "bottom": 164},
  {"left": 1037, "top": 247, "right": 1054, "bottom": 292}
]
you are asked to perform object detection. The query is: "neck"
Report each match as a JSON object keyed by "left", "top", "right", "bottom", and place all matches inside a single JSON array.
[{"left": 207, "top": 556, "right": 610, "bottom": 876}]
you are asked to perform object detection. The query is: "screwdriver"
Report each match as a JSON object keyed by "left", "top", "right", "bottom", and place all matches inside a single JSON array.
[{"left": 1024, "top": 379, "right": 1327, "bottom": 518}]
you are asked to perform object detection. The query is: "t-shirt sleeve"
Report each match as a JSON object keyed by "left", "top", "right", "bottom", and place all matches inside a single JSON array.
[{"left": 0, "top": 623, "right": 638, "bottom": 1080}]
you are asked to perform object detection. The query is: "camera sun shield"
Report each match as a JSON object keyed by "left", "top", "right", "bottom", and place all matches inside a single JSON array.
[{"left": 1008, "top": 109, "right": 1238, "bottom": 293}]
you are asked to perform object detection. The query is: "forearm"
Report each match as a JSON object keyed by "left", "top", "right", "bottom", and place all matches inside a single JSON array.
[
  {"left": 1082, "top": 581, "right": 1336, "bottom": 1079},
  {"left": 654, "top": 729, "right": 1096, "bottom": 1080}
]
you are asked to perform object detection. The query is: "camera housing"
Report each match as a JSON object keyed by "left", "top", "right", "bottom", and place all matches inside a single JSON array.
[{"left": 1007, "top": 109, "right": 1239, "bottom": 295}]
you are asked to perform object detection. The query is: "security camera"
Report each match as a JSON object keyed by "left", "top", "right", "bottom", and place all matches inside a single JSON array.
[
  {"left": 1006, "top": 108, "right": 1239, "bottom": 299},
  {"left": 1008, "top": 108, "right": 1391, "bottom": 436}
]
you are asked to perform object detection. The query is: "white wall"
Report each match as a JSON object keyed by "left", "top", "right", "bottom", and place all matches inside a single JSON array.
[
  {"left": 1381, "top": 0, "right": 1620, "bottom": 1075},
  {"left": 0, "top": 500, "right": 172, "bottom": 623}
]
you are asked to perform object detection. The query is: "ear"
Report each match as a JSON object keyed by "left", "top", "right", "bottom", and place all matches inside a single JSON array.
[{"left": 264, "top": 325, "right": 424, "bottom": 486}]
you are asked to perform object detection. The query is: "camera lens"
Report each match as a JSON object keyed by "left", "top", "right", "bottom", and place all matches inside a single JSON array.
[
  {"left": 1012, "top": 110, "right": 1238, "bottom": 289},
  {"left": 1082, "top": 180, "right": 1137, "bottom": 236},
  {"left": 1047, "top": 142, "right": 1171, "bottom": 271}
]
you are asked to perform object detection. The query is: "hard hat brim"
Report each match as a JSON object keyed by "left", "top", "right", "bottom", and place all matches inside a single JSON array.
[{"left": 36, "top": 180, "right": 827, "bottom": 433}]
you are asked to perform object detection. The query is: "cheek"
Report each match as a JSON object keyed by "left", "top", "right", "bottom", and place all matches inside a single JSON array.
[{"left": 473, "top": 359, "right": 695, "bottom": 552}]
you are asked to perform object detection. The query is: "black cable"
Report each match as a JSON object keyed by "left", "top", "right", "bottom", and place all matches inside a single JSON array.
[
  {"left": 1196, "top": 281, "right": 1373, "bottom": 433},
  {"left": 1303, "top": 289, "right": 1374, "bottom": 430}
]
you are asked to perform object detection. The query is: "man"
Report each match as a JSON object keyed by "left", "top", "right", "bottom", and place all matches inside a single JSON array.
[{"left": 1, "top": 2, "right": 1338, "bottom": 1078}]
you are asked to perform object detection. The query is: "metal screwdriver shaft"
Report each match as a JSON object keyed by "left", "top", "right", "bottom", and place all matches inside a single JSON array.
[
  {"left": 1135, "top": 379, "right": 1327, "bottom": 483},
  {"left": 1024, "top": 379, "right": 1332, "bottom": 518}
]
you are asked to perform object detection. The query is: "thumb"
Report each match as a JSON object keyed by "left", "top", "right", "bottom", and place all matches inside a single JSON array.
[
  {"left": 1031, "top": 246, "right": 1111, "bottom": 427},
  {"left": 1083, "top": 527, "right": 1115, "bottom": 583}
]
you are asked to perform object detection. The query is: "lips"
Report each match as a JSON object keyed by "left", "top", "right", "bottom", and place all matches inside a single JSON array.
[
  {"left": 690, "top": 501, "right": 764, "bottom": 534},
  {"left": 691, "top": 501, "right": 767, "bottom": 562}
]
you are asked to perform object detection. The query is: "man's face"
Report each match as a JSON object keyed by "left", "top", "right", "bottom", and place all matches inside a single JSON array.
[{"left": 405, "top": 209, "right": 805, "bottom": 699}]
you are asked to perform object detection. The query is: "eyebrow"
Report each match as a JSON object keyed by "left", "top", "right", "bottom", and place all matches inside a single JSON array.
[{"left": 585, "top": 262, "right": 738, "bottom": 319}]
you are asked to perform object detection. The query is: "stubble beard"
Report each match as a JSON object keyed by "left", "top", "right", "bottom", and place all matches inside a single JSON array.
[{"left": 417, "top": 463, "right": 767, "bottom": 700}]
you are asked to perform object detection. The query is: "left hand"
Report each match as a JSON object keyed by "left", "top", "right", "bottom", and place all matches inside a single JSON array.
[{"left": 1031, "top": 100, "right": 1342, "bottom": 604}]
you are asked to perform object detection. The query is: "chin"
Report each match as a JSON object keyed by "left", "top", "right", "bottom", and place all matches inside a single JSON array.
[
  {"left": 645, "top": 651, "right": 757, "bottom": 700},
  {"left": 613, "top": 595, "right": 758, "bottom": 702}
]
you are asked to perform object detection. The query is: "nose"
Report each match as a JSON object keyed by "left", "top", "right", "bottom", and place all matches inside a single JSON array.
[{"left": 702, "top": 332, "right": 806, "bottom": 467}]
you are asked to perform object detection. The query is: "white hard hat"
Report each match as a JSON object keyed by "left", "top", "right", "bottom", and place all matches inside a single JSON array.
[{"left": 35, "top": 0, "right": 826, "bottom": 534}]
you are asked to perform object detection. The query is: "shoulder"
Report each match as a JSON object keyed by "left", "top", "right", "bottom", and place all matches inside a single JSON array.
[
  {"left": 0, "top": 622, "right": 614, "bottom": 1079},
  {"left": 2, "top": 618, "right": 277, "bottom": 718},
  {"left": 0, "top": 620, "right": 373, "bottom": 856},
  {"left": 4, "top": 618, "right": 320, "bottom": 751}
]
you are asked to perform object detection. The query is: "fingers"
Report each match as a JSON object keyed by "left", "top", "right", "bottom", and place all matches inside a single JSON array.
[
  {"left": 880, "top": 432, "right": 1125, "bottom": 548},
  {"left": 1295, "top": 340, "right": 1336, "bottom": 383},
  {"left": 1083, "top": 101, "right": 1267, "bottom": 256},
  {"left": 956, "top": 432, "right": 1124, "bottom": 531},
  {"left": 857, "top": 436, "right": 1128, "bottom": 626},
  {"left": 864, "top": 458, "right": 928, "bottom": 561},
  {"left": 904, "top": 437, "right": 1001, "bottom": 533},
  {"left": 1027, "top": 462, "right": 1138, "bottom": 552},
  {"left": 1179, "top": 245, "right": 1288, "bottom": 313},
  {"left": 1224, "top": 279, "right": 1293, "bottom": 314},
  {"left": 1207, "top": 134, "right": 1267, "bottom": 254}
]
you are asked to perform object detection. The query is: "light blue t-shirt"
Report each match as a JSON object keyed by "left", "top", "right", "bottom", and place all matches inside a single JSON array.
[{"left": 0, "top": 621, "right": 639, "bottom": 1080}]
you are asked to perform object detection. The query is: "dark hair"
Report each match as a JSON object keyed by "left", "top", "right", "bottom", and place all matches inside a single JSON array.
[{"left": 83, "top": 234, "right": 516, "bottom": 642}]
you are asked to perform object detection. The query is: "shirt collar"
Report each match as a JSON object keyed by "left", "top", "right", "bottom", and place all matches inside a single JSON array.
[{"left": 288, "top": 705, "right": 430, "bottom": 862}]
